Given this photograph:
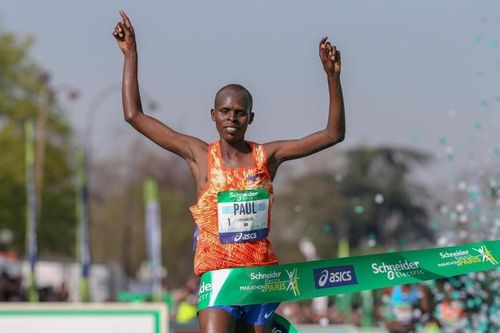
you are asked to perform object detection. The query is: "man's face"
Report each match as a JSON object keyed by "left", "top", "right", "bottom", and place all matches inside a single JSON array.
[{"left": 211, "top": 90, "right": 253, "bottom": 143}]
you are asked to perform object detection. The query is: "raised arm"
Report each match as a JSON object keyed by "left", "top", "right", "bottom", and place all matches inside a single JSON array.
[
  {"left": 112, "top": 10, "right": 206, "bottom": 161},
  {"left": 265, "top": 37, "right": 345, "bottom": 171}
]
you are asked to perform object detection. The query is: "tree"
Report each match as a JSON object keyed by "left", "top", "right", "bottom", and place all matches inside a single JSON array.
[
  {"left": 88, "top": 140, "right": 197, "bottom": 286},
  {"left": 0, "top": 29, "right": 76, "bottom": 257},
  {"left": 271, "top": 146, "right": 435, "bottom": 261}
]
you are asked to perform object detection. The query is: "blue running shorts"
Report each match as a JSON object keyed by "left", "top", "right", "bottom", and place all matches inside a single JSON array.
[{"left": 210, "top": 302, "right": 280, "bottom": 325}]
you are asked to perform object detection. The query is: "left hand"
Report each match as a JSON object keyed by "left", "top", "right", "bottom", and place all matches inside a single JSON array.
[{"left": 319, "top": 37, "right": 341, "bottom": 76}]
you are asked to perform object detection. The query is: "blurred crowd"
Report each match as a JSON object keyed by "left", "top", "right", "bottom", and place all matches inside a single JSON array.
[
  {"left": 1, "top": 269, "right": 498, "bottom": 333},
  {"left": 0, "top": 271, "right": 69, "bottom": 302}
]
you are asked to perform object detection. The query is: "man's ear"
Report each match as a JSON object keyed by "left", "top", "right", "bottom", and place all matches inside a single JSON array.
[
  {"left": 210, "top": 108, "right": 215, "bottom": 121},
  {"left": 248, "top": 111, "right": 254, "bottom": 125}
]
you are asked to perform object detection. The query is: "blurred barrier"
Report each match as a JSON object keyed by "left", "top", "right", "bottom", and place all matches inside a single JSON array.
[
  {"left": 0, "top": 303, "right": 168, "bottom": 333},
  {"left": 168, "top": 322, "right": 387, "bottom": 333},
  {"left": 295, "top": 325, "right": 387, "bottom": 333}
]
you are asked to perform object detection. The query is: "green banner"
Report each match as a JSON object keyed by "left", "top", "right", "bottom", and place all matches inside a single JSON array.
[
  {"left": 75, "top": 148, "right": 90, "bottom": 302},
  {"left": 199, "top": 240, "right": 499, "bottom": 310},
  {"left": 24, "top": 120, "right": 38, "bottom": 303},
  {"left": 144, "top": 177, "right": 163, "bottom": 301}
]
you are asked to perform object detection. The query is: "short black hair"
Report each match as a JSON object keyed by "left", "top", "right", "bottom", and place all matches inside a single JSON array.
[{"left": 214, "top": 84, "right": 253, "bottom": 111}]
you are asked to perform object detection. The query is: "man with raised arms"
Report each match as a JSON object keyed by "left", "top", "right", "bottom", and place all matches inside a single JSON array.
[{"left": 113, "top": 9, "right": 345, "bottom": 333}]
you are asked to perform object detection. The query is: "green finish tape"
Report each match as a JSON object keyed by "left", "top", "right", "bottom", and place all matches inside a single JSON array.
[
  {"left": 273, "top": 314, "right": 299, "bottom": 333},
  {"left": 198, "top": 240, "right": 499, "bottom": 332}
]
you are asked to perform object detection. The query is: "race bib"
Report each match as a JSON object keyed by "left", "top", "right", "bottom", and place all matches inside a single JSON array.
[{"left": 217, "top": 189, "right": 270, "bottom": 244}]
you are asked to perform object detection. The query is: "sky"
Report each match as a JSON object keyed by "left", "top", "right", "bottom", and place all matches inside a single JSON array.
[{"left": 0, "top": 0, "right": 499, "bottom": 183}]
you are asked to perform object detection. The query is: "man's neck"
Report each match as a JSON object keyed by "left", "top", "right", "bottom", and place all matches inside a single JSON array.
[
  {"left": 219, "top": 139, "right": 251, "bottom": 156},
  {"left": 218, "top": 139, "right": 254, "bottom": 168}
]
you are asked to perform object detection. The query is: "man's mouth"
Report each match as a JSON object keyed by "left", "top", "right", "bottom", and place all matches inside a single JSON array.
[{"left": 225, "top": 126, "right": 238, "bottom": 134}]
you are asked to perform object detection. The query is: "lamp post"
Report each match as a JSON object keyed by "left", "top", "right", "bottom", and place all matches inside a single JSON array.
[
  {"left": 34, "top": 73, "right": 79, "bottom": 225},
  {"left": 30, "top": 73, "right": 78, "bottom": 302},
  {"left": 84, "top": 82, "right": 157, "bottom": 162}
]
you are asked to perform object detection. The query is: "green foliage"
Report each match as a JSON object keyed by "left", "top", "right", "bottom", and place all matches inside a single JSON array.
[
  {"left": 0, "top": 29, "right": 76, "bottom": 257},
  {"left": 0, "top": 33, "right": 39, "bottom": 120},
  {"left": 272, "top": 146, "right": 435, "bottom": 261}
]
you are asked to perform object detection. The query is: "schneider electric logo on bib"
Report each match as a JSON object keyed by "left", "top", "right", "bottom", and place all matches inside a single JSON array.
[
  {"left": 313, "top": 265, "right": 358, "bottom": 289},
  {"left": 229, "top": 191, "right": 259, "bottom": 200},
  {"left": 371, "top": 260, "right": 423, "bottom": 280}
]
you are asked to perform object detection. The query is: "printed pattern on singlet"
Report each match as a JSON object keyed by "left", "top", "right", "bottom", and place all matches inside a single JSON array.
[{"left": 190, "top": 141, "right": 279, "bottom": 275}]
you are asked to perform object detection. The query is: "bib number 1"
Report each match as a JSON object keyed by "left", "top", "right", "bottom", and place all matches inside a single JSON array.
[{"left": 217, "top": 189, "right": 270, "bottom": 244}]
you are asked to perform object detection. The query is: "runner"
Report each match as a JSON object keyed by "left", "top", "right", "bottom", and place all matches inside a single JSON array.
[
  {"left": 384, "top": 284, "right": 429, "bottom": 333},
  {"left": 113, "top": 9, "right": 345, "bottom": 333}
]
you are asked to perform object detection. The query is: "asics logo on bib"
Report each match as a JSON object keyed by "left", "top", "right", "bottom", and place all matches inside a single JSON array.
[
  {"left": 313, "top": 265, "right": 357, "bottom": 289},
  {"left": 234, "top": 232, "right": 257, "bottom": 242}
]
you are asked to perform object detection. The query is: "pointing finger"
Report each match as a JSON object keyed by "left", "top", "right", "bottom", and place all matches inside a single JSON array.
[
  {"left": 119, "top": 10, "right": 133, "bottom": 29},
  {"left": 119, "top": 10, "right": 126, "bottom": 21}
]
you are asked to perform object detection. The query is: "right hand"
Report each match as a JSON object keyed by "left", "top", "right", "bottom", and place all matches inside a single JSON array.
[
  {"left": 319, "top": 36, "right": 341, "bottom": 76},
  {"left": 113, "top": 10, "right": 136, "bottom": 54}
]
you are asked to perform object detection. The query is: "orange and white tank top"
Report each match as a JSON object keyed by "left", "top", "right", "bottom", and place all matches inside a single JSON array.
[{"left": 190, "top": 141, "right": 279, "bottom": 275}]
